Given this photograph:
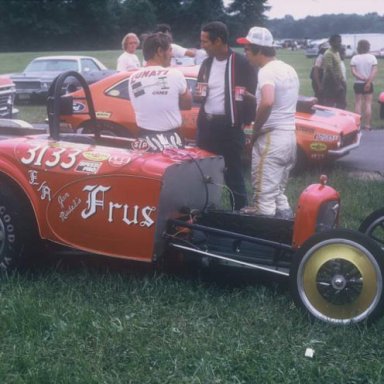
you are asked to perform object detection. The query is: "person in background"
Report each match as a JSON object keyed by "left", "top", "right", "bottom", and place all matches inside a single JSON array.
[
  {"left": 128, "top": 32, "right": 191, "bottom": 137},
  {"left": 322, "top": 34, "right": 346, "bottom": 109},
  {"left": 117, "top": 33, "right": 141, "bottom": 71},
  {"left": 350, "top": 39, "right": 378, "bottom": 131},
  {"left": 196, "top": 21, "right": 256, "bottom": 210},
  {"left": 310, "top": 46, "right": 327, "bottom": 104},
  {"left": 237, "top": 26, "right": 299, "bottom": 219},
  {"left": 155, "top": 24, "right": 196, "bottom": 60}
]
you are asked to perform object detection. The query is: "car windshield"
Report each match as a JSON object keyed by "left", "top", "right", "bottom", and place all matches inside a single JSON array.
[{"left": 25, "top": 59, "right": 79, "bottom": 72}]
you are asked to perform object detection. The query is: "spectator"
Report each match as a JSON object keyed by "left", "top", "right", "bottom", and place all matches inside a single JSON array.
[
  {"left": 117, "top": 33, "right": 141, "bottom": 71},
  {"left": 155, "top": 24, "right": 196, "bottom": 60},
  {"left": 310, "top": 46, "right": 327, "bottom": 104},
  {"left": 127, "top": 33, "right": 192, "bottom": 137},
  {"left": 321, "top": 34, "right": 346, "bottom": 109},
  {"left": 237, "top": 26, "right": 299, "bottom": 219},
  {"left": 196, "top": 21, "right": 256, "bottom": 210},
  {"left": 350, "top": 39, "right": 378, "bottom": 130}
]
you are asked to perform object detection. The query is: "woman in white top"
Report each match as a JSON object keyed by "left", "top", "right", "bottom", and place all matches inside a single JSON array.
[
  {"left": 350, "top": 39, "right": 378, "bottom": 130},
  {"left": 116, "top": 33, "right": 141, "bottom": 71}
]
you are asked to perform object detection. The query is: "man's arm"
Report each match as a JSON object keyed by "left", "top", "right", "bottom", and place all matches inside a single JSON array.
[
  {"left": 179, "top": 88, "right": 192, "bottom": 110},
  {"left": 251, "top": 84, "right": 274, "bottom": 144}
]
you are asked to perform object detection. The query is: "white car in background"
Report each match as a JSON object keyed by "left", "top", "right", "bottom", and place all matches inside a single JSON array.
[{"left": 10, "top": 55, "right": 115, "bottom": 103}]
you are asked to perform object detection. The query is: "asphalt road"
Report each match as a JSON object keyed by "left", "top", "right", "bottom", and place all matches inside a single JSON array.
[{"left": 336, "top": 129, "right": 384, "bottom": 173}]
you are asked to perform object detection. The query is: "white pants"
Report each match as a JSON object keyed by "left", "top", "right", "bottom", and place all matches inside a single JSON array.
[{"left": 251, "top": 129, "right": 296, "bottom": 216}]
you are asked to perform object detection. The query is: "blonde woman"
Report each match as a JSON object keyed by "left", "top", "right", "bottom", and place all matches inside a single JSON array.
[
  {"left": 350, "top": 40, "right": 378, "bottom": 130},
  {"left": 117, "top": 33, "right": 141, "bottom": 71}
]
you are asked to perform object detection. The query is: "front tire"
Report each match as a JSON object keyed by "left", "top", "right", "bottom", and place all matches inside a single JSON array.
[
  {"left": 359, "top": 208, "right": 384, "bottom": 250},
  {"left": 0, "top": 183, "right": 40, "bottom": 272},
  {"left": 290, "top": 229, "right": 384, "bottom": 324}
]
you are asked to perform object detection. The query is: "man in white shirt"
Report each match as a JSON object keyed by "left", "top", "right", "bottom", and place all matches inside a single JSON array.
[
  {"left": 237, "top": 26, "right": 299, "bottom": 218},
  {"left": 128, "top": 33, "right": 192, "bottom": 136},
  {"left": 117, "top": 33, "right": 141, "bottom": 71}
]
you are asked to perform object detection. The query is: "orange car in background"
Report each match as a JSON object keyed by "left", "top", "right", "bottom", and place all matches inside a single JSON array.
[{"left": 60, "top": 66, "right": 361, "bottom": 167}]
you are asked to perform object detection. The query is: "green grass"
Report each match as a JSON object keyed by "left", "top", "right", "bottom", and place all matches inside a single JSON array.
[{"left": 1, "top": 50, "right": 384, "bottom": 383}]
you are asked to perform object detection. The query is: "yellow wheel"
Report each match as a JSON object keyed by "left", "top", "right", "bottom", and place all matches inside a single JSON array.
[{"left": 291, "top": 229, "right": 384, "bottom": 324}]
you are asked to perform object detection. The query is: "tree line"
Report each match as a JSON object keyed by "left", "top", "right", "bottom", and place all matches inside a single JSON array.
[
  {"left": 0, "top": 0, "right": 268, "bottom": 51},
  {"left": 0, "top": 0, "right": 382, "bottom": 52}
]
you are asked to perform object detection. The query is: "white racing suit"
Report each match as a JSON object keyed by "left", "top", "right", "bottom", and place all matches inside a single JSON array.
[{"left": 251, "top": 129, "right": 296, "bottom": 216}]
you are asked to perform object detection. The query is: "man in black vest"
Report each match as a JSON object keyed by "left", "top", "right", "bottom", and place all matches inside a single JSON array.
[{"left": 196, "top": 21, "right": 256, "bottom": 210}]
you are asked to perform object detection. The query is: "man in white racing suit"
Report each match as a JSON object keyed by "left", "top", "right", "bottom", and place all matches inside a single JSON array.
[{"left": 237, "top": 26, "right": 299, "bottom": 218}]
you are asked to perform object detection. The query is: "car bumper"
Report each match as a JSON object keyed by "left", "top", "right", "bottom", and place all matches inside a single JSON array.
[{"left": 328, "top": 131, "right": 362, "bottom": 158}]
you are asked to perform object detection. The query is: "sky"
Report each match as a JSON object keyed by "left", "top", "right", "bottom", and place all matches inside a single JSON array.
[{"left": 264, "top": 0, "right": 384, "bottom": 20}]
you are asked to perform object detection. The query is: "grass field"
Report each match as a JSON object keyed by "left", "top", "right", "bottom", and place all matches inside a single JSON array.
[{"left": 0, "top": 50, "right": 384, "bottom": 383}]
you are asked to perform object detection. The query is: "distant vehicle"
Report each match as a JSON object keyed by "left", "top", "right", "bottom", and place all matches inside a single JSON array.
[
  {"left": 306, "top": 34, "right": 384, "bottom": 58},
  {"left": 58, "top": 69, "right": 361, "bottom": 169},
  {"left": 10, "top": 55, "right": 115, "bottom": 103},
  {"left": 379, "top": 92, "right": 384, "bottom": 119},
  {"left": 0, "top": 75, "right": 18, "bottom": 118}
]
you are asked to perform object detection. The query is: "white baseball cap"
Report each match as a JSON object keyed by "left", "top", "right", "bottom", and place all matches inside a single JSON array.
[{"left": 237, "top": 26, "right": 274, "bottom": 47}]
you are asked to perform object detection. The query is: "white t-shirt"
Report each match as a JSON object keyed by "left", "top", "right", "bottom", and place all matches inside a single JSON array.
[
  {"left": 350, "top": 53, "right": 378, "bottom": 83},
  {"left": 128, "top": 66, "right": 187, "bottom": 132},
  {"left": 117, "top": 52, "right": 141, "bottom": 71},
  {"left": 256, "top": 60, "right": 299, "bottom": 131},
  {"left": 204, "top": 57, "right": 227, "bottom": 115}
]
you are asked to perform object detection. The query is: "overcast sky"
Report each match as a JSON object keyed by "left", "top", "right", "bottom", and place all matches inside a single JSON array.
[{"left": 265, "top": 0, "right": 384, "bottom": 19}]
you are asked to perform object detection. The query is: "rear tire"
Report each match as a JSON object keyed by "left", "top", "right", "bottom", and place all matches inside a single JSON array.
[
  {"left": 359, "top": 208, "right": 384, "bottom": 250},
  {"left": 290, "top": 229, "right": 384, "bottom": 324}
]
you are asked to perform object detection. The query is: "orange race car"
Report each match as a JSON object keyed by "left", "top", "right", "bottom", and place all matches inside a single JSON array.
[{"left": 59, "top": 66, "right": 361, "bottom": 168}]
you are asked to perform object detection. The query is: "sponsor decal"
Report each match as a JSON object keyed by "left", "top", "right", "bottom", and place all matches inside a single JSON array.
[
  {"left": 131, "top": 139, "right": 149, "bottom": 152},
  {"left": 95, "top": 111, "right": 112, "bottom": 119},
  {"left": 73, "top": 102, "right": 86, "bottom": 112},
  {"left": 83, "top": 151, "right": 110, "bottom": 162},
  {"left": 75, "top": 160, "right": 102, "bottom": 174},
  {"left": 81, "top": 185, "right": 156, "bottom": 228},
  {"left": 310, "top": 142, "right": 327, "bottom": 152},
  {"left": 28, "top": 170, "right": 51, "bottom": 201},
  {"left": 58, "top": 192, "right": 81, "bottom": 222},
  {"left": 297, "top": 126, "right": 315, "bottom": 134},
  {"left": 314, "top": 133, "right": 339, "bottom": 142},
  {"left": 108, "top": 155, "right": 131, "bottom": 167}
]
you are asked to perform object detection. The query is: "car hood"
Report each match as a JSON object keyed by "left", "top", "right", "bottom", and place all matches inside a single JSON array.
[{"left": 10, "top": 72, "right": 61, "bottom": 81}]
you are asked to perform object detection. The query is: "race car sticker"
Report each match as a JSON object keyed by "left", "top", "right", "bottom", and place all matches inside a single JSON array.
[
  {"left": 28, "top": 170, "right": 51, "bottom": 201},
  {"left": 81, "top": 184, "right": 156, "bottom": 228},
  {"left": 82, "top": 151, "right": 110, "bottom": 162},
  {"left": 73, "top": 102, "right": 86, "bottom": 112},
  {"left": 75, "top": 160, "right": 102, "bottom": 174},
  {"left": 19, "top": 143, "right": 82, "bottom": 170},
  {"left": 108, "top": 155, "right": 131, "bottom": 167},
  {"left": 96, "top": 111, "right": 112, "bottom": 119},
  {"left": 58, "top": 192, "right": 82, "bottom": 222},
  {"left": 314, "top": 133, "right": 339, "bottom": 142},
  {"left": 310, "top": 142, "right": 327, "bottom": 152}
]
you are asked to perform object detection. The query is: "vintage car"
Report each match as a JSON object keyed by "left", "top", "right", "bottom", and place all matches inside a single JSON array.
[
  {"left": 10, "top": 55, "right": 115, "bottom": 103},
  {"left": 0, "top": 75, "right": 18, "bottom": 118},
  {"left": 59, "top": 67, "right": 361, "bottom": 168},
  {"left": 0, "top": 71, "right": 383, "bottom": 325}
]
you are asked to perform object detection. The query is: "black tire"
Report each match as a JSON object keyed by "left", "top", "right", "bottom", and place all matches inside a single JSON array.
[
  {"left": 359, "top": 208, "right": 384, "bottom": 250},
  {"left": 0, "top": 183, "right": 40, "bottom": 272},
  {"left": 290, "top": 229, "right": 384, "bottom": 324},
  {"left": 81, "top": 121, "right": 130, "bottom": 137}
]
